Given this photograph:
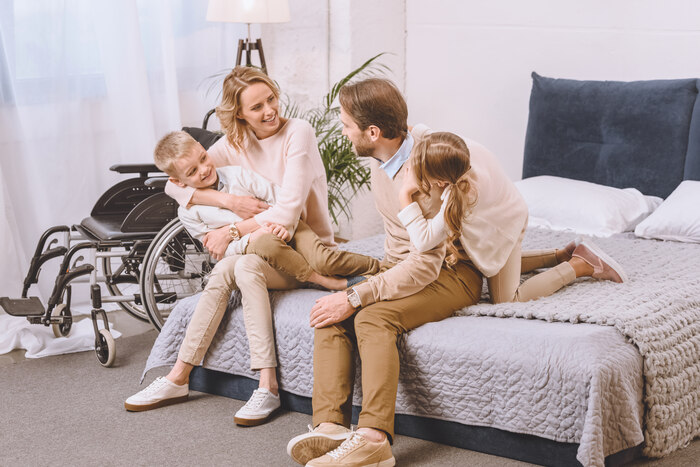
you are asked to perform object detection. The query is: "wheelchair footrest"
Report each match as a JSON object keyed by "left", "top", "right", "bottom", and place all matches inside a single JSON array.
[{"left": 0, "top": 297, "right": 45, "bottom": 317}]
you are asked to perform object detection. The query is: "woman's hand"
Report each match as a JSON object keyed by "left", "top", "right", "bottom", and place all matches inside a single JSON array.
[
  {"left": 224, "top": 194, "right": 269, "bottom": 219},
  {"left": 262, "top": 223, "right": 291, "bottom": 242},
  {"left": 309, "top": 292, "right": 356, "bottom": 328},
  {"left": 202, "top": 225, "right": 232, "bottom": 261},
  {"left": 399, "top": 164, "right": 420, "bottom": 208}
]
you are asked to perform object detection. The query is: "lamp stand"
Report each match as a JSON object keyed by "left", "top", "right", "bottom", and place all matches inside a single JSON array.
[{"left": 235, "top": 23, "right": 267, "bottom": 74}]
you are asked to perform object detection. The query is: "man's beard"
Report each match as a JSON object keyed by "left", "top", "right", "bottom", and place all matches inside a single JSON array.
[{"left": 351, "top": 134, "right": 374, "bottom": 158}]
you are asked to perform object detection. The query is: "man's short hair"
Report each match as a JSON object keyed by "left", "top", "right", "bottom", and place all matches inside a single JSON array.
[
  {"left": 153, "top": 131, "right": 199, "bottom": 176},
  {"left": 338, "top": 78, "right": 408, "bottom": 140}
]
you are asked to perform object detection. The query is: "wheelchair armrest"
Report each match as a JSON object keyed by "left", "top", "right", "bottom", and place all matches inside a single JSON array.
[
  {"left": 109, "top": 164, "right": 162, "bottom": 177},
  {"left": 145, "top": 176, "right": 169, "bottom": 189}
]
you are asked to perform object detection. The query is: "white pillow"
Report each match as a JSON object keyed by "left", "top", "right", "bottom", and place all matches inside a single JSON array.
[
  {"left": 515, "top": 176, "right": 662, "bottom": 237},
  {"left": 634, "top": 180, "right": 700, "bottom": 243}
]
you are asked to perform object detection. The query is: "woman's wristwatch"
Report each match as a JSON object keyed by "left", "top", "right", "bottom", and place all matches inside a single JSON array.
[
  {"left": 346, "top": 288, "right": 362, "bottom": 309},
  {"left": 229, "top": 223, "right": 241, "bottom": 241}
]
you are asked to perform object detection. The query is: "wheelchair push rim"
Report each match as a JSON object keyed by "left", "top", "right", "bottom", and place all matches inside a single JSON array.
[{"left": 140, "top": 218, "right": 212, "bottom": 331}]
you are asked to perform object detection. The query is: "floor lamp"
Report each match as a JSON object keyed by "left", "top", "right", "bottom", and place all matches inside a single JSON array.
[{"left": 206, "top": 0, "right": 290, "bottom": 75}]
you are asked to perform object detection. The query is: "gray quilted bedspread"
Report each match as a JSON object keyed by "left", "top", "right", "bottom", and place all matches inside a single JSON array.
[{"left": 143, "top": 228, "right": 700, "bottom": 467}]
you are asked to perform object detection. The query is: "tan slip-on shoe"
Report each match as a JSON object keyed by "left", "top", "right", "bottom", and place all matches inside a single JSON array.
[
  {"left": 306, "top": 432, "right": 395, "bottom": 467},
  {"left": 572, "top": 240, "right": 628, "bottom": 283},
  {"left": 287, "top": 424, "right": 353, "bottom": 465},
  {"left": 124, "top": 376, "right": 189, "bottom": 412}
]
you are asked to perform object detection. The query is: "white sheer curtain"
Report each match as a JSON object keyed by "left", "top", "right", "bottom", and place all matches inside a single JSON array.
[{"left": 0, "top": 0, "right": 244, "bottom": 299}]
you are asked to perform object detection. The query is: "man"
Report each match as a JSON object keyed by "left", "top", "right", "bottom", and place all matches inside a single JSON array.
[{"left": 286, "top": 78, "right": 483, "bottom": 466}]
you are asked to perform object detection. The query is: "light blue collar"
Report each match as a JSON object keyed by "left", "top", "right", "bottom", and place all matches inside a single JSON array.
[{"left": 379, "top": 133, "right": 414, "bottom": 179}]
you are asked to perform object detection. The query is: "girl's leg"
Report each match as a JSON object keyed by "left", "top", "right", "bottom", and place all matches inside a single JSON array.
[{"left": 488, "top": 233, "right": 576, "bottom": 304}]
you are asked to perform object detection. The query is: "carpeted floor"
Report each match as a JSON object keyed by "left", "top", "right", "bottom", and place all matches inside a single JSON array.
[{"left": 1, "top": 330, "right": 697, "bottom": 466}]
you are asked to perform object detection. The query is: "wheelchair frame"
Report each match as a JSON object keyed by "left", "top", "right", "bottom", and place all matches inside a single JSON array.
[{"left": 0, "top": 163, "right": 213, "bottom": 366}]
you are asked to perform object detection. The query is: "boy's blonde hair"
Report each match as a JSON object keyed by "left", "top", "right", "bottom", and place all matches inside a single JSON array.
[
  {"left": 216, "top": 66, "right": 280, "bottom": 151},
  {"left": 153, "top": 131, "right": 199, "bottom": 176}
]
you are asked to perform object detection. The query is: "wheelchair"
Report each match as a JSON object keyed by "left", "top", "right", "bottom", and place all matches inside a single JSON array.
[{"left": 0, "top": 127, "right": 221, "bottom": 366}]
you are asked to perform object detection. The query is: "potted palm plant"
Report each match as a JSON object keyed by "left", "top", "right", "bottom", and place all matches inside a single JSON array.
[{"left": 282, "top": 53, "right": 388, "bottom": 224}]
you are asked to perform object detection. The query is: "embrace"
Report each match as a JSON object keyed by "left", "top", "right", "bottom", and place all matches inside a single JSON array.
[{"left": 125, "top": 67, "right": 625, "bottom": 467}]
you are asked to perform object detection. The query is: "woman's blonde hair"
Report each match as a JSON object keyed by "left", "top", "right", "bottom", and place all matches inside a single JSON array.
[
  {"left": 216, "top": 66, "right": 280, "bottom": 151},
  {"left": 410, "top": 132, "right": 477, "bottom": 266}
]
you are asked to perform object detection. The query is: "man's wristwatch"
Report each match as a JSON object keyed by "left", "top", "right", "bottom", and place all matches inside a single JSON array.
[
  {"left": 229, "top": 223, "right": 241, "bottom": 241},
  {"left": 346, "top": 288, "right": 362, "bottom": 309}
]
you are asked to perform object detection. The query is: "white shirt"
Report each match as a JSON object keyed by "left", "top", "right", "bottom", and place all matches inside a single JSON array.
[{"left": 177, "top": 166, "right": 282, "bottom": 257}]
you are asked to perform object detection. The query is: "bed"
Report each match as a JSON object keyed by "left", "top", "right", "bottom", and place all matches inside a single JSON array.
[{"left": 142, "top": 74, "right": 700, "bottom": 466}]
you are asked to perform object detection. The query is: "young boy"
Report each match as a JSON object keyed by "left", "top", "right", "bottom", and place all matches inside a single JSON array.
[{"left": 153, "top": 130, "right": 380, "bottom": 291}]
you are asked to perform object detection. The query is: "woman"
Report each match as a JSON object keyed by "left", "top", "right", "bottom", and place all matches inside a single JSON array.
[
  {"left": 398, "top": 130, "right": 627, "bottom": 304},
  {"left": 125, "top": 67, "right": 373, "bottom": 426}
]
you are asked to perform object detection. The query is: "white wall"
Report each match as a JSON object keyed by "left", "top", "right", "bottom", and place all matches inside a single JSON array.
[{"left": 406, "top": 0, "right": 700, "bottom": 180}]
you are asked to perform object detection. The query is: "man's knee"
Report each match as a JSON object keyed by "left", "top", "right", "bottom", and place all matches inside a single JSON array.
[{"left": 354, "top": 307, "right": 399, "bottom": 341}]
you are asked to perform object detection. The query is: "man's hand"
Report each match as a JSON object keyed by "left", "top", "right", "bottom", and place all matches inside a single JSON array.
[
  {"left": 399, "top": 164, "right": 420, "bottom": 208},
  {"left": 202, "top": 225, "right": 232, "bottom": 261},
  {"left": 262, "top": 223, "right": 291, "bottom": 242},
  {"left": 224, "top": 194, "right": 269, "bottom": 219},
  {"left": 309, "top": 292, "right": 356, "bottom": 328}
]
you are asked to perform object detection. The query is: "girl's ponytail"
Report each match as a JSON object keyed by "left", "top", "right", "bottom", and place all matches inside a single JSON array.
[{"left": 410, "top": 132, "right": 476, "bottom": 265}]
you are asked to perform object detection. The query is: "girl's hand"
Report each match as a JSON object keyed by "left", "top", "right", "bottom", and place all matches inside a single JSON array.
[
  {"left": 263, "top": 223, "right": 291, "bottom": 242},
  {"left": 399, "top": 164, "right": 420, "bottom": 208}
]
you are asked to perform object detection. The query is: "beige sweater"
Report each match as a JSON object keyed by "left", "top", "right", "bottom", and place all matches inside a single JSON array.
[
  {"left": 353, "top": 134, "right": 447, "bottom": 307},
  {"left": 165, "top": 118, "right": 335, "bottom": 247},
  {"left": 398, "top": 128, "right": 529, "bottom": 277}
]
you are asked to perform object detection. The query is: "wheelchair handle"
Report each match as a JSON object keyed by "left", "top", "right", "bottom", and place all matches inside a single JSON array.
[{"left": 110, "top": 164, "right": 162, "bottom": 178}]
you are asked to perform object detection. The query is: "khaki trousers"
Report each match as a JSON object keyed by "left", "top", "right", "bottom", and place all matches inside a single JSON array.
[
  {"left": 488, "top": 228, "right": 576, "bottom": 303},
  {"left": 311, "top": 260, "right": 483, "bottom": 441},
  {"left": 246, "top": 220, "right": 382, "bottom": 282},
  {"left": 178, "top": 254, "right": 300, "bottom": 370}
]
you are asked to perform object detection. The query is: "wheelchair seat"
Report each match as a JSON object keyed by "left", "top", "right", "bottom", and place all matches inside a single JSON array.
[{"left": 77, "top": 215, "right": 156, "bottom": 241}]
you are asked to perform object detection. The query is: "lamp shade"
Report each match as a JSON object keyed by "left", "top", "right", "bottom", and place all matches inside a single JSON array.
[{"left": 206, "top": 0, "right": 290, "bottom": 24}]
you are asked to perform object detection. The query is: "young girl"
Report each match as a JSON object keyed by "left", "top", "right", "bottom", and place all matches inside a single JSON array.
[{"left": 398, "top": 129, "right": 627, "bottom": 304}]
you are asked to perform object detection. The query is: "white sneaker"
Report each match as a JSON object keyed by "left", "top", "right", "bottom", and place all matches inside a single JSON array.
[
  {"left": 124, "top": 376, "right": 189, "bottom": 412},
  {"left": 233, "top": 388, "right": 281, "bottom": 426}
]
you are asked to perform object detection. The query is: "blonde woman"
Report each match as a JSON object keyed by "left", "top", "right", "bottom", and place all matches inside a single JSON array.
[
  {"left": 125, "top": 67, "right": 378, "bottom": 426},
  {"left": 398, "top": 130, "right": 627, "bottom": 304}
]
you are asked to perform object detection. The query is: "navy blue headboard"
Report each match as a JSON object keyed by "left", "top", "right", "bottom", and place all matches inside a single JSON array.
[{"left": 522, "top": 73, "right": 700, "bottom": 198}]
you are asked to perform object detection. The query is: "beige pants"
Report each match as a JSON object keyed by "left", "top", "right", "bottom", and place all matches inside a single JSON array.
[
  {"left": 246, "top": 220, "right": 381, "bottom": 282},
  {"left": 177, "top": 254, "right": 300, "bottom": 370},
  {"left": 312, "top": 260, "right": 483, "bottom": 441},
  {"left": 488, "top": 228, "right": 576, "bottom": 303}
]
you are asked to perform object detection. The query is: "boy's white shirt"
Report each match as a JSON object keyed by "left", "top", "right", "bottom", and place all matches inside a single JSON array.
[{"left": 177, "top": 165, "right": 287, "bottom": 257}]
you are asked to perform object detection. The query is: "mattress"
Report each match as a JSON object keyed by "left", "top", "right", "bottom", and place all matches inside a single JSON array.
[{"left": 143, "top": 227, "right": 700, "bottom": 466}]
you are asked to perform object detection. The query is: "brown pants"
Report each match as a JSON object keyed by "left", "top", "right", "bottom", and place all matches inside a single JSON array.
[
  {"left": 311, "top": 260, "right": 483, "bottom": 441},
  {"left": 488, "top": 228, "right": 576, "bottom": 303},
  {"left": 246, "top": 220, "right": 382, "bottom": 281}
]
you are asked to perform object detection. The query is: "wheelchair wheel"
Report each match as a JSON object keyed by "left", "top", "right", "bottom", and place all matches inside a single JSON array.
[
  {"left": 95, "top": 329, "right": 115, "bottom": 367},
  {"left": 51, "top": 304, "right": 72, "bottom": 338},
  {"left": 140, "top": 218, "right": 212, "bottom": 331},
  {"left": 102, "top": 253, "right": 149, "bottom": 322}
]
